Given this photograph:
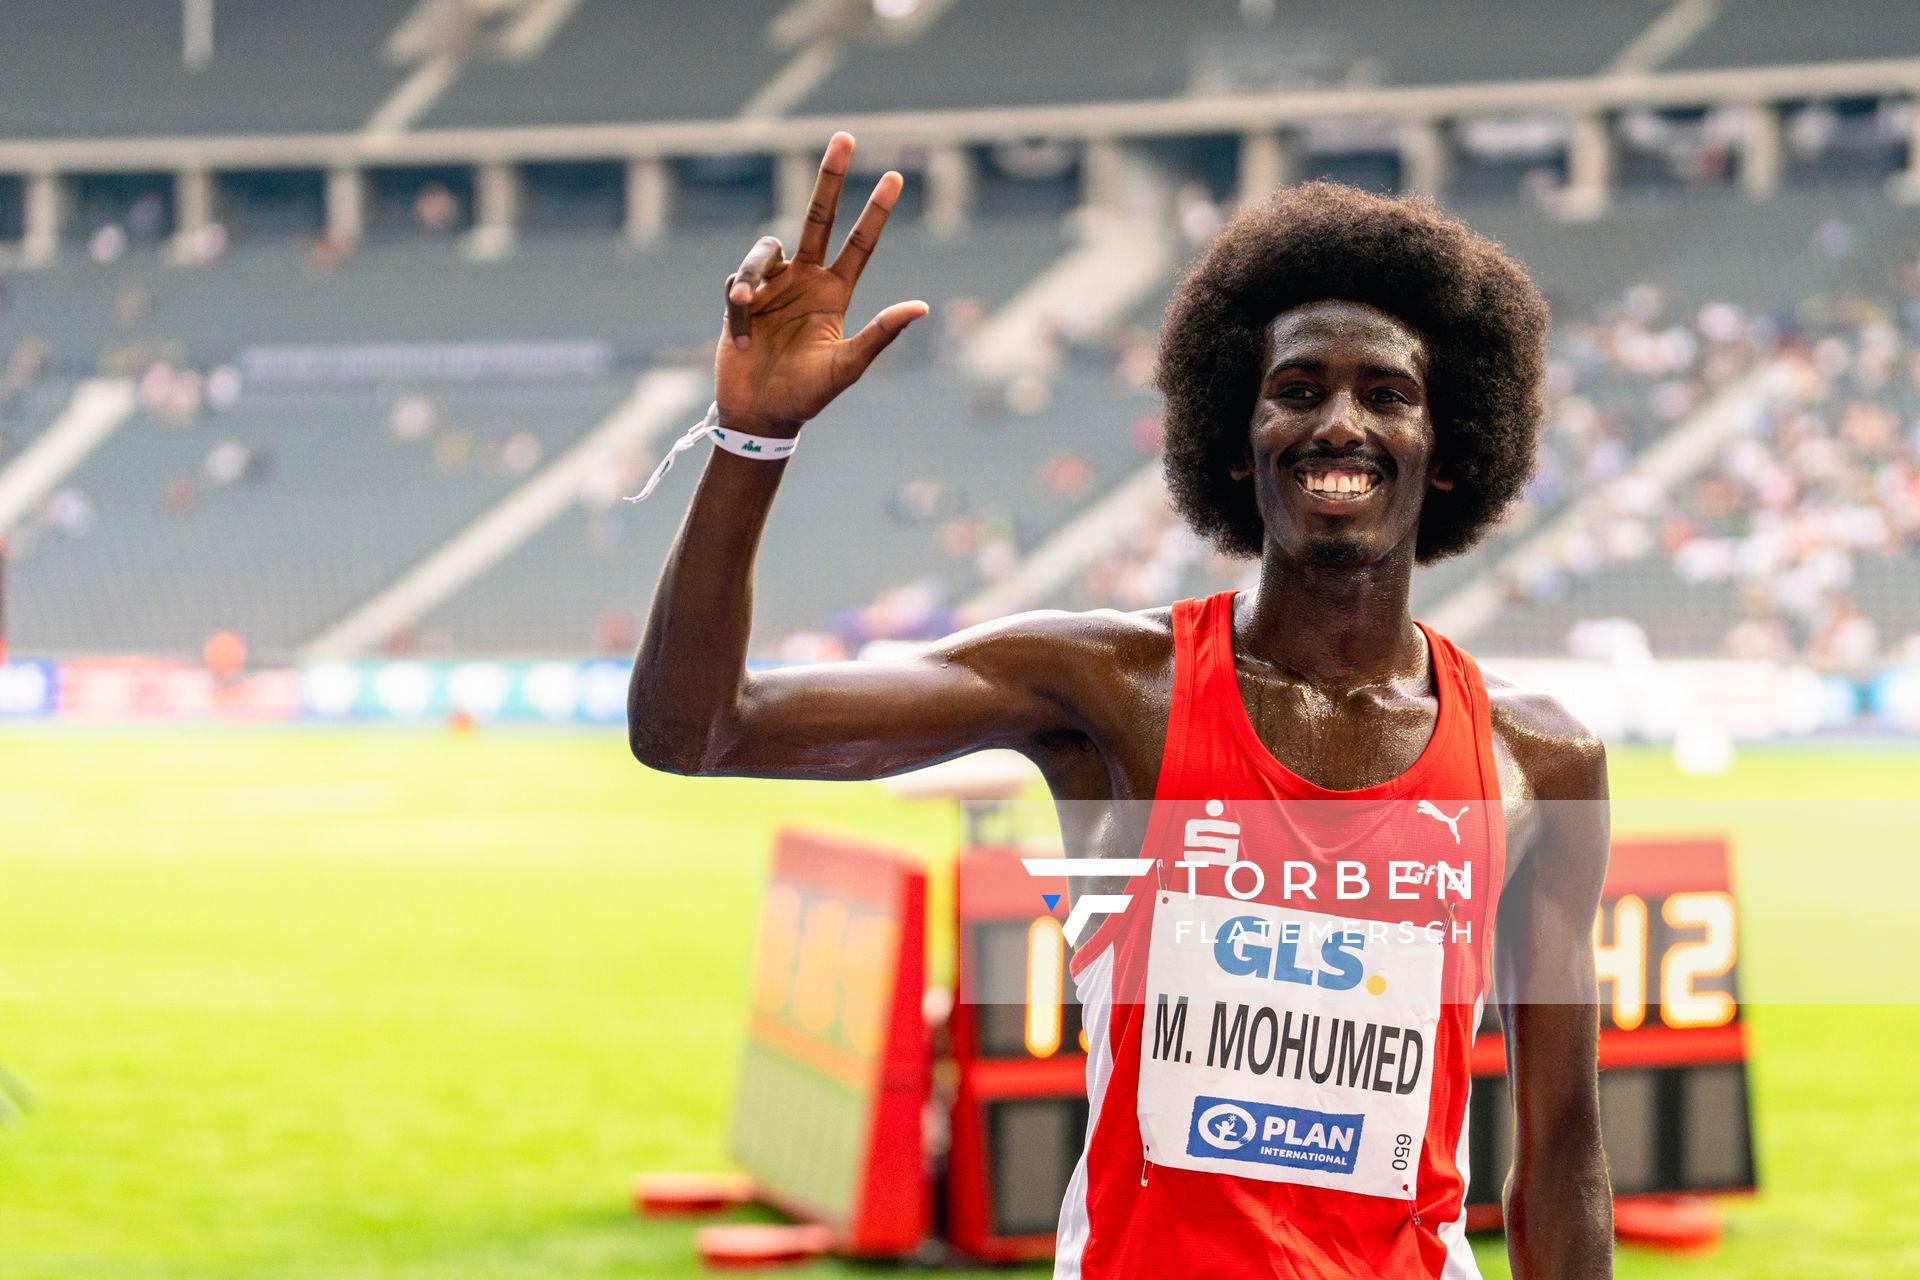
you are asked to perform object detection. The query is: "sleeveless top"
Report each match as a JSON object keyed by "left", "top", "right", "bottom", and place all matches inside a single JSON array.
[{"left": 1054, "top": 590, "right": 1506, "bottom": 1280}]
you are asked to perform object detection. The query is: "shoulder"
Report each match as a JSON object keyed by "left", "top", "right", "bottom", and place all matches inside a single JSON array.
[
  {"left": 1482, "top": 668, "right": 1609, "bottom": 803},
  {"left": 934, "top": 604, "right": 1175, "bottom": 670},
  {"left": 926, "top": 605, "right": 1179, "bottom": 731}
]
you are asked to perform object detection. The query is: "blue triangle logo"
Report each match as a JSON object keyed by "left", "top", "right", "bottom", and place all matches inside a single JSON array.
[{"left": 1041, "top": 893, "right": 1062, "bottom": 912}]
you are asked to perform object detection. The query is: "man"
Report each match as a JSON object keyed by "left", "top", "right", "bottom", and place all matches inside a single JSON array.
[{"left": 629, "top": 132, "right": 1612, "bottom": 1279}]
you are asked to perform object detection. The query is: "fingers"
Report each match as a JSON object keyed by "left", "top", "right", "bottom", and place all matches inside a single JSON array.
[
  {"left": 725, "top": 236, "right": 787, "bottom": 349},
  {"left": 841, "top": 300, "right": 929, "bottom": 379},
  {"left": 794, "top": 131, "right": 854, "bottom": 266},
  {"left": 831, "top": 170, "right": 903, "bottom": 287}
]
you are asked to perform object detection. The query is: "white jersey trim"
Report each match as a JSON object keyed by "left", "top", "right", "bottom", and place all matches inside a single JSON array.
[
  {"left": 1437, "top": 993, "right": 1487, "bottom": 1280},
  {"left": 1053, "top": 945, "right": 1116, "bottom": 1280}
]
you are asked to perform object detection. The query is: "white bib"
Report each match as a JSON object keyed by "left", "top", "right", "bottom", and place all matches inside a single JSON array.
[{"left": 1136, "top": 891, "right": 1445, "bottom": 1199}]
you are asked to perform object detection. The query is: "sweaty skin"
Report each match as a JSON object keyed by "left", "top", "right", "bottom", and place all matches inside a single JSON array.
[{"left": 630, "top": 133, "right": 1613, "bottom": 1279}]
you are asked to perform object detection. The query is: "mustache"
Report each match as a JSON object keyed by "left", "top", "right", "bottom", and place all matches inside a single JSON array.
[{"left": 1282, "top": 447, "right": 1395, "bottom": 477}]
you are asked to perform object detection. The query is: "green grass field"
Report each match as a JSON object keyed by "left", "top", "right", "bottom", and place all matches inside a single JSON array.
[{"left": 2, "top": 727, "right": 1918, "bottom": 1278}]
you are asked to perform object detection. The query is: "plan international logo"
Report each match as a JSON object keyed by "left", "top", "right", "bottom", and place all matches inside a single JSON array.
[
  {"left": 1023, "top": 800, "right": 1472, "bottom": 945},
  {"left": 1186, "top": 1095, "right": 1365, "bottom": 1175}
]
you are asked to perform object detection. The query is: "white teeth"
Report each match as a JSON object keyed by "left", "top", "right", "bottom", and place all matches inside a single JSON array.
[{"left": 1299, "top": 469, "right": 1378, "bottom": 497}]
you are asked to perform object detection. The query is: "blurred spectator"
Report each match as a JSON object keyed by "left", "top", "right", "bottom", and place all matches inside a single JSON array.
[
  {"left": 178, "top": 221, "right": 230, "bottom": 265},
  {"left": 889, "top": 477, "right": 955, "bottom": 524},
  {"left": 205, "top": 365, "right": 243, "bottom": 410},
  {"left": 414, "top": 182, "right": 460, "bottom": 234},
  {"left": 1807, "top": 595, "right": 1879, "bottom": 666},
  {"left": 435, "top": 429, "right": 474, "bottom": 473},
  {"left": 776, "top": 631, "right": 849, "bottom": 663},
  {"left": 1175, "top": 182, "right": 1225, "bottom": 247},
  {"left": 0, "top": 338, "right": 49, "bottom": 428},
  {"left": 43, "top": 487, "right": 95, "bottom": 538},
  {"left": 1723, "top": 596, "right": 1793, "bottom": 660},
  {"left": 1040, "top": 453, "right": 1093, "bottom": 499},
  {"left": 499, "top": 432, "right": 542, "bottom": 476},
  {"left": 127, "top": 193, "right": 167, "bottom": 243},
  {"left": 1130, "top": 413, "right": 1165, "bottom": 456},
  {"left": 389, "top": 394, "right": 439, "bottom": 443},
  {"left": 203, "top": 630, "right": 248, "bottom": 679},
  {"left": 203, "top": 440, "right": 272, "bottom": 487},
  {"left": 593, "top": 610, "right": 637, "bottom": 656},
  {"left": 1567, "top": 617, "right": 1652, "bottom": 664},
  {"left": 88, "top": 223, "right": 127, "bottom": 264},
  {"left": 587, "top": 505, "right": 627, "bottom": 553},
  {"left": 306, "top": 230, "right": 355, "bottom": 272},
  {"left": 1004, "top": 371, "right": 1053, "bottom": 415},
  {"left": 935, "top": 296, "right": 987, "bottom": 364}
]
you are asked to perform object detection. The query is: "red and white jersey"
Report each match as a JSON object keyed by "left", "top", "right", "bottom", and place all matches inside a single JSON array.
[{"left": 1057, "top": 591, "right": 1506, "bottom": 1280}]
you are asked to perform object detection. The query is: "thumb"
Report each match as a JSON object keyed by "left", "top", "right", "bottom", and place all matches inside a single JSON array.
[{"left": 841, "top": 300, "right": 929, "bottom": 379}]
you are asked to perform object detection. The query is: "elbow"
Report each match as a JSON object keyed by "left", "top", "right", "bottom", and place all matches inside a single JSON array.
[
  {"left": 628, "top": 726, "right": 705, "bottom": 775},
  {"left": 625, "top": 668, "right": 709, "bottom": 774},
  {"left": 627, "top": 708, "right": 711, "bottom": 774},
  {"left": 627, "top": 669, "right": 755, "bottom": 775},
  {"left": 627, "top": 704, "right": 737, "bottom": 776},
  {"left": 625, "top": 692, "right": 706, "bottom": 774}
]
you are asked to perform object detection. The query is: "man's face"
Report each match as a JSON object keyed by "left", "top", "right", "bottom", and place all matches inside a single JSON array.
[{"left": 1236, "top": 299, "right": 1443, "bottom": 568}]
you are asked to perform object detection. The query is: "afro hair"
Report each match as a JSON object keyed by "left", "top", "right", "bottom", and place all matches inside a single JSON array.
[{"left": 1156, "top": 180, "right": 1550, "bottom": 563}]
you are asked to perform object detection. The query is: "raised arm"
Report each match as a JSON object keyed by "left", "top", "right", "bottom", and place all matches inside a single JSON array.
[
  {"left": 1494, "top": 698, "right": 1614, "bottom": 1279},
  {"left": 628, "top": 133, "right": 1076, "bottom": 781}
]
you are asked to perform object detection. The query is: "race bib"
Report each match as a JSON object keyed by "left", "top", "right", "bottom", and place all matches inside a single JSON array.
[{"left": 1136, "top": 892, "right": 1444, "bottom": 1198}]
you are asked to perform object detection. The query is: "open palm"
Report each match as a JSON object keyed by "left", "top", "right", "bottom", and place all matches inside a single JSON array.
[{"left": 714, "top": 133, "right": 928, "bottom": 436}]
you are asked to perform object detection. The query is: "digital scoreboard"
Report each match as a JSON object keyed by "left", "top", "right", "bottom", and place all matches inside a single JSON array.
[
  {"left": 945, "top": 849, "right": 1088, "bottom": 1260},
  {"left": 726, "top": 830, "right": 1753, "bottom": 1262},
  {"left": 1461, "top": 838, "right": 1753, "bottom": 1223},
  {"left": 730, "top": 830, "right": 929, "bottom": 1255}
]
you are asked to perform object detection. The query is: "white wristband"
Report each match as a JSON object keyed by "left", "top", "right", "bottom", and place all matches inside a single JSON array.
[
  {"left": 710, "top": 424, "right": 798, "bottom": 460},
  {"left": 626, "top": 402, "right": 798, "bottom": 503}
]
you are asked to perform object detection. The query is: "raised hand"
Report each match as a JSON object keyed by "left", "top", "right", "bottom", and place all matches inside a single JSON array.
[{"left": 714, "top": 132, "right": 929, "bottom": 437}]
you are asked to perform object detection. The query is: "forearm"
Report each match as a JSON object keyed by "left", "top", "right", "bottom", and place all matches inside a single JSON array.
[
  {"left": 1496, "top": 764, "right": 1614, "bottom": 1277},
  {"left": 1505, "top": 1108, "right": 1613, "bottom": 1279},
  {"left": 628, "top": 427, "right": 794, "bottom": 771},
  {"left": 628, "top": 133, "right": 925, "bottom": 774}
]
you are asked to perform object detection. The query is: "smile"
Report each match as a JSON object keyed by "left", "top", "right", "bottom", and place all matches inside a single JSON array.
[{"left": 1292, "top": 464, "right": 1383, "bottom": 502}]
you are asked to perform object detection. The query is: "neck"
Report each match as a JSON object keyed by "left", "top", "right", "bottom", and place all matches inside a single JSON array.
[{"left": 1236, "top": 541, "right": 1422, "bottom": 685}]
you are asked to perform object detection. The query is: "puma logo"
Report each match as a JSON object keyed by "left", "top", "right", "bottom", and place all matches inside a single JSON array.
[{"left": 1415, "top": 800, "right": 1468, "bottom": 844}]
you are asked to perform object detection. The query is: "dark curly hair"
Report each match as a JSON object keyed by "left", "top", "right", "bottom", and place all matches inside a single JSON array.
[{"left": 1156, "top": 181, "right": 1549, "bottom": 563}]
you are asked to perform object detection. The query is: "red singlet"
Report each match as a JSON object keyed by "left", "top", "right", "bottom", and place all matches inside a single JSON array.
[{"left": 1056, "top": 590, "right": 1505, "bottom": 1280}]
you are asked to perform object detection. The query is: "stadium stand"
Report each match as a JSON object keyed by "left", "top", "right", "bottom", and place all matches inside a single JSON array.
[
  {"left": 7, "top": 380, "right": 635, "bottom": 658},
  {"left": 0, "top": 368, "right": 70, "bottom": 456},
  {"left": 1043, "top": 186, "right": 1920, "bottom": 661},
  {"left": 0, "top": 220, "right": 1067, "bottom": 366},
  {"left": 0, "top": 207, "right": 1072, "bottom": 658},
  {"left": 8, "top": 176, "right": 1918, "bottom": 662},
  {"left": 0, "top": 0, "right": 414, "bottom": 138},
  {"left": 1470, "top": 307, "right": 1920, "bottom": 662},
  {"left": 3, "top": 3, "right": 1919, "bottom": 669},
  {"left": 1671, "top": 0, "right": 1920, "bottom": 69},
  {"left": 418, "top": 0, "right": 791, "bottom": 128},
  {"left": 799, "top": 0, "right": 1658, "bottom": 115},
  {"left": 417, "top": 365, "right": 1158, "bottom": 656}
]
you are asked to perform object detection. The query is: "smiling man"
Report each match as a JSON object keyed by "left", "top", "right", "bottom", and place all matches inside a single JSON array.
[{"left": 629, "top": 134, "right": 1613, "bottom": 1279}]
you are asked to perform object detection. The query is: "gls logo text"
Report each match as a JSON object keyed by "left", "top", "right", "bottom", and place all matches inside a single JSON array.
[{"left": 1212, "top": 914, "right": 1370, "bottom": 991}]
